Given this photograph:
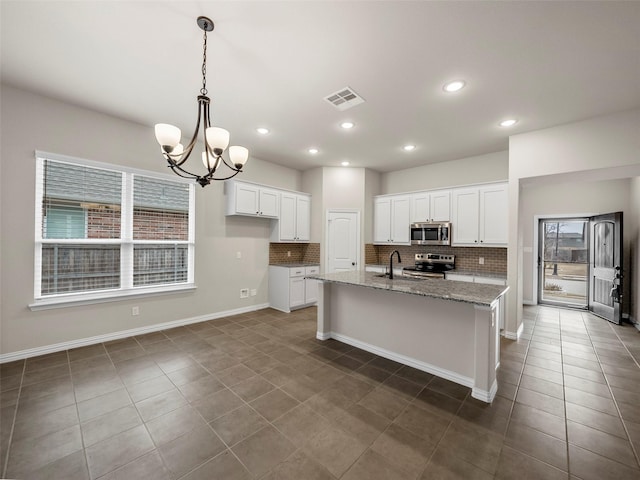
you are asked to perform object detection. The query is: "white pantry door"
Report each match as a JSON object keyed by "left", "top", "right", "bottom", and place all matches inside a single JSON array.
[{"left": 326, "top": 210, "right": 360, "bottom": 273}]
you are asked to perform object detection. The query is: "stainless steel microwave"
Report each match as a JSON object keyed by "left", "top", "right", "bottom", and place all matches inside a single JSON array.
[{"left": 410, "top": 222, "right": 451, "bottom": 245}]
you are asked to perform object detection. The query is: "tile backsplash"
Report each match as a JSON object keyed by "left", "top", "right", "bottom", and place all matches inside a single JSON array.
[
  {"left": 371, "top": 244, "right": 507, "bottom": 274},
  {"left": 270, "top": 243, "right": 320, "bottom": 264},
  {"left": 270, "top": 242, "right": 506, "bottom": 274}
]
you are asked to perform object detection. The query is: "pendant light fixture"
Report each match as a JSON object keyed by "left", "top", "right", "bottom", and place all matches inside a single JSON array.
[{"left": 155, "top": 16, "right": 248, "bottom": 187}]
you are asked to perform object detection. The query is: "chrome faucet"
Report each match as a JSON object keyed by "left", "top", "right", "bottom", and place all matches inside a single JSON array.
[{"left": 389, "top": 250, "right": 401, "bottom": 279}]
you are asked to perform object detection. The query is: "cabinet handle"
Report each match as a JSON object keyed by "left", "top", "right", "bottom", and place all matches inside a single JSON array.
[
  {"left": 480, "top": 240, "right": 483, "bottom": 243},
  {"left": 474, "top": 240, "right": 478, "bottom": 243}
]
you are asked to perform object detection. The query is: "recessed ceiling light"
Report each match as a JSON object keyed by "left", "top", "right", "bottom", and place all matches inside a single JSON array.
[
  {"left": 340, "top": 122, "right": 355, "bottom": 129},
  {"left": 499, "top": 119, "right": 518, "bottom": 127},
  {"left": 308, "top": 148, "right": 319, "bottom": 154},
  {"left": 341, "top": 161, "right": 350, "bottom": 167},
  {"left": 256, "top": 127, "right": 270, "bottom": 135},
  {"left": 443, "top": 80, "right": 465, "bottom": 93},
  {"left": 403, "top": 144, "right": 416, "bottom": 152}
]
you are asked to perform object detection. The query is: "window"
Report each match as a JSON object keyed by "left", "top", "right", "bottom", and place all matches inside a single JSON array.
[{"left": 33, "top": 152, "right": 195, "bottom": 307}]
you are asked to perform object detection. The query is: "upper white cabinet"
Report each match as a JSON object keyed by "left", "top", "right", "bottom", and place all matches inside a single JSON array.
[
  {"left": 225, "top": 181, "right": 279, "bottom": 218},
  {"left": 451, "top": 183, "right": 507, "bottom": 246},
  {"left": 374, "top": 195, "right": 411, "bottom": 244},
  {"left": 410, "top": 190, "right": 451, "bottom": 223},
  {"left": 271, "top": 192, "right": 311, "bottom": 242}
]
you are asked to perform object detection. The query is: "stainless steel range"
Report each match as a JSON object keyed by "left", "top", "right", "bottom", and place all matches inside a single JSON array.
[{"left": 402, "top": 253, "right": 455, "bottom": 279}]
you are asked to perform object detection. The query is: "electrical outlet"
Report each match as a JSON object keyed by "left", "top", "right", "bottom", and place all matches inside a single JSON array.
[
  {"left": 236, "top": 251, "right": 242, "bottom": 259},
  {"left": 240, "top": 288, "right": 249, "bottom": 298},
  {"left": 479, "top": 257, "right": 485, "bottom": 265},
  {"left": 287, "top": 251, "right": 291, "bottom": 257},
  {"left": 250, "top": 289, "right": 257, "bottom": 296},
  {"left": 131, "top": 306, "right": 139, "bottom": 316}
]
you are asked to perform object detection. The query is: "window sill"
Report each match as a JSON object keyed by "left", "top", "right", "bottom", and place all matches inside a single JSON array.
[{"left": 29, "top": 284, "right": 197, "bottom": 311}]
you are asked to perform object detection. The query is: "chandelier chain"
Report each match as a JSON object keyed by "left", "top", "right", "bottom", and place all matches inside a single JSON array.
[{"left": 201, "top": 30, "right": 208, "bottom": 96}]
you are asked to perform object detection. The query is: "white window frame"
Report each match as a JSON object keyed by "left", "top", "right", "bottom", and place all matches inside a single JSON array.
[{"left": 30, "top": 151, "right": 196, "bottom": 310}]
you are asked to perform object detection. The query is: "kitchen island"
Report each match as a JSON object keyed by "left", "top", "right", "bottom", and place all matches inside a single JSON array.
[{"left": 306, "top": 271, "right": 509, "bottom": 403}]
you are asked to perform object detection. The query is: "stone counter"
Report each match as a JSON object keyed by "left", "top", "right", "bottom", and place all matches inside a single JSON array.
[{"left": 307, "top": 270, "right": 508, "bottom": 307}]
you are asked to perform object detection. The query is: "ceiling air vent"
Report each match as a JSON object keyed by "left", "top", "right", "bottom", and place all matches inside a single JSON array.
[{"left": 324, "top": 87, "right": 365, "bottom": 111}]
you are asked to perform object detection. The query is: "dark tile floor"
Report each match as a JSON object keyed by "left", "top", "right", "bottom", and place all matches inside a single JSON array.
[{"left": 1, "top": 305, "right": 640, "bottom": 479}]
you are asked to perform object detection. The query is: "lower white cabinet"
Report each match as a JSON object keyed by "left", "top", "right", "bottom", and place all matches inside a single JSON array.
[
  {"left": 445, "top": 272, "right": 506, "bottom": 286},
  {"left": 269, "top": 265, "right": 320, "bottom": 313}
]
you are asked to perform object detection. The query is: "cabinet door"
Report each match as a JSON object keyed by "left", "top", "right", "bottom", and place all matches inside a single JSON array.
[
  {"left": 304, "top": 278, "right": 318, "bottom": 304},
  {"left": 235, "top": 183, "right": 260, "bottom": 215},
  {"left": 452, "top": 188, "right": 479, "bottom": 245},
  {"left": 373, "top": 197, "right": 392, "bottom": 243},
  {"left": 295, "top": 195, "right": 311, "bottom": 241},
  {"left": 479, "top": 185, "right": 508, "bottom": 245},
  {"left": 259, "top": 189, "right": 279, "bottom": 217},
  {"left": 411, "top": 193, "right": 430, "bottom": 223},
  {"left": 430, "top": 191, "right": 451, "bottom": 222},
  {"left": 279, "top": 193, "right": 297, "bottom": 241},
  {"left": 391, "top": 196, "right": 411, "bottom": 244},
  {"left": 289, "top": 277, "right": 305, "bottom": 308}
]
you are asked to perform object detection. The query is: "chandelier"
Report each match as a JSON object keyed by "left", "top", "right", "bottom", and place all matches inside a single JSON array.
[{"left": 154, "top": 16, "right": 248, "bottom": 187}]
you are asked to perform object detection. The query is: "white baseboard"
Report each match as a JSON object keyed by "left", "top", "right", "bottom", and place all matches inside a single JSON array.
[
  {"left": 472, "top": 380, "right": 498, "bottom": 403},
  {"left": 0, "top": 303, "right": 269, "bottom": 363},
  {"left": 316, "top": 332, "right": 331, "bottom": 340},
  {"left": 503, "top": 322, "right": 524, "bottom": 340},
  {"left": 523, "top": 300, "right": 536, "bottom": 306}
]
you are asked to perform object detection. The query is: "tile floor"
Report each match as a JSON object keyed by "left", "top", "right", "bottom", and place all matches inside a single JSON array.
[{"left": 1, "top": 305, "right": 640, "bottom": 479}]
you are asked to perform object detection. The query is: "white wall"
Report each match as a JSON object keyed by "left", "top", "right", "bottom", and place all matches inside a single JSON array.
[
  {"left": 364, "top": 169, "right": 381, "bottom": 245},
  {"left": 0, "top": 84, "right": 302, "bottom": 355},
  {"left": 520, "top": 178, "right": 631, "bottom": 305},
  {"left": 508, "top": 108, "right": 640, "bottom": 336},
  {"left": 381, "top": 151, "right": 508, "bottom": 194},
  {"left": 630, "top": 177, "right": 640, "bottom": 326},
  {"left": 302, "top": 167, "right": 323, "bottom": 244}
]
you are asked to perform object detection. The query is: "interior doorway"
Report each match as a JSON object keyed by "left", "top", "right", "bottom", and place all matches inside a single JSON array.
[{"left": 537, "top": 212, "right": 624, "bottom": 324}]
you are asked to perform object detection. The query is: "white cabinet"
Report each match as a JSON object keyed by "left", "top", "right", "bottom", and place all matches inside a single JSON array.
[
  {"left": 225, "top": 180, "right": 279, "bottom": 218},
  {"left": 269, "top": 265, "right": 319, "bottom": 313},
  {"left": 479, "top": 184, "right": 508, "bottom": 245},
  {"left": 445, "top": 272, "right": 506, "bottom": 286},
  {"left": 451, "top": 183, "right": 507, "bottom": 246},
  {"left": 411, "top": 190, "right": 451, "bottom": 223},
  {"left": 373, "top": 195, "right": 411, "bottom": 244},
  {"left": 271, "top": 192, "right": 311, "bottom": 242}
]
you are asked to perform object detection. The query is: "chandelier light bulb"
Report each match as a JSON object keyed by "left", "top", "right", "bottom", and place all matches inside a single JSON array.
[
  {"left": 171, "top": 143, "right": 184, "bottom": 161},
  {"left": 229, "top": 146, "right": 249, "bottom": 168},
  {"left": 205, "top": 127, "right": 230, "bottom": 154},
  {"left": 155, "top": 124, "right": 181, "bottom": 151}
]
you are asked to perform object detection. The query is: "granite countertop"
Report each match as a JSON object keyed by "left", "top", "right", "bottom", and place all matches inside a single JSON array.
[
  {"left": 306, "top": 271, "right": 508, "bottom": 306},
  {"left": 269, "top": 263, "right": 320, "bottom": 268}
]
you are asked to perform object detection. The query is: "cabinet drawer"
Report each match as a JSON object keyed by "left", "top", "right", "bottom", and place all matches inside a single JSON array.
[
  {"left": 305, "top": 266, "right": 319, "bottom": 275},
  {"left": 289, "top": 268, "right": 305, "bottom": 277}
]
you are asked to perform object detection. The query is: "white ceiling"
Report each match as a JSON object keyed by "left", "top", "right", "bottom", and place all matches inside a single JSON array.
[{"left": 2, "top": 1, "right": 640, "bottom": 173}]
